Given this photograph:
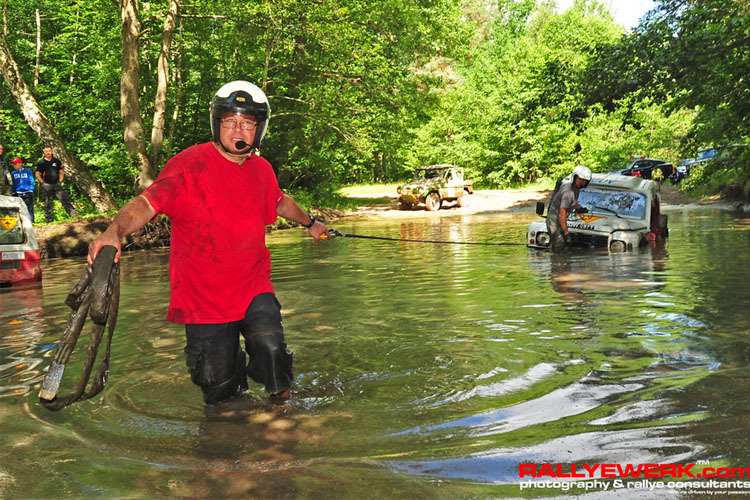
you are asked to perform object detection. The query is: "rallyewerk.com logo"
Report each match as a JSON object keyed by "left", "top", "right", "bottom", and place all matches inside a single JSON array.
[{"left": 518, "top": 463, "right": 750, "bottom": 492}]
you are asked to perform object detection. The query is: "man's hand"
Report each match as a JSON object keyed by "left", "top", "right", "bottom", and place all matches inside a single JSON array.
[
  {"left": 88, "top": 230, "right": 122, "bottom": 265},
  {"left": 87, "top": 195, "right": 155, "bottom": 264},
  {"left": 564, "top": 233, "right": 573, "bottom": 246},
  {"left": 308, "top": 220, "right": 331, "bottom": 242},
  {"left": 276, "top": 194, "right": 332, "bottom": 241}
]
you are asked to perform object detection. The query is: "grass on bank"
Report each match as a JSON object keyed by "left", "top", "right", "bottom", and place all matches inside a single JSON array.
[{"left": 339, "top": 182, "right": 402, "bottom": 198}]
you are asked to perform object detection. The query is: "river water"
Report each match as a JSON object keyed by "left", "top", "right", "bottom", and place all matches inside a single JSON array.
[{"left": 1, "top": 206, "right": 750, "bottom": 499}]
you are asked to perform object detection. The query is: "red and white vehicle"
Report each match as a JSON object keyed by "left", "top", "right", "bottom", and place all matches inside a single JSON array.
[{"left": 0, "top": 195, "right": 42, "bottom": 286}]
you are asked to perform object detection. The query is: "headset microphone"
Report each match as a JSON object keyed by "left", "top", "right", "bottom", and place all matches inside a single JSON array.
[{"left": 235, "top": 141, "right": 248, "bottom": 150}]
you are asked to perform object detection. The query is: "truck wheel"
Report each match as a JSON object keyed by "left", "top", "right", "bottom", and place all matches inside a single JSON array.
[
  {"left": 425, "top": 192, "right": 441, "bottom": 211},
  {"left": 457, "top": 192, "right": 470, "bottom": 208},
  {"left": 658, "top": 214, "right": 669, "bottom": 237}
]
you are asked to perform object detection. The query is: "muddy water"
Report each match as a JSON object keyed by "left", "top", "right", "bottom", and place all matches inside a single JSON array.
[{"left": 1, "top": 206, "right": 750, "bottom": 499}]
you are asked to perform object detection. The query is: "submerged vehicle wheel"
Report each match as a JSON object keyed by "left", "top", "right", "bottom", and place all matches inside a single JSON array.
[
  {"left": 659, "top": 214, "right": 669, "bottom": 236},
  {"left": 425, "top": 192, "right": 442, "bottom": 211},
  {"left": 610, "top": 240, "right": 626, "bottom": 252}
]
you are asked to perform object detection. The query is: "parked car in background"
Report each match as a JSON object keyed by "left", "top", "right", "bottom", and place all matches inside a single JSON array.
[
  {"left": 671, "top": 158, "right": 693, "bottom": 184},
  {"left": 686, "top": 147, "right": 718, "bottom": 170},
  {"left": 617, "top": 157, "right": 673, "bottom": 181},
  {"left": 686, "top": 144, "right": 748, "bottom": 173},
  {"left": 0, "top": 195, "right": 42, "bottom": 287},
  {"left": 676, "top": 158, "right": 693, "bottom": 175}
]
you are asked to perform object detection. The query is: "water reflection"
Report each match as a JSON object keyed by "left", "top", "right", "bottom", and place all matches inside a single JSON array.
[{"left": 0, "top": 285, "right": 47, "bottom": 398}]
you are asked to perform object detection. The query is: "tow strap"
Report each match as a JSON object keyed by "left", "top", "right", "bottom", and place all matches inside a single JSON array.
[
  {"left": 39, "top": 246, "right": 120, "bottom": 411},
  {"left": 327, "top": 228, "right": 523, "bottom": 246}
]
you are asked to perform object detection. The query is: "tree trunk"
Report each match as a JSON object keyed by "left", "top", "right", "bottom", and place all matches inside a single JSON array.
[
  {"left": 70, "top": 9, "right": 80, "bottom": 85},
  {"left": 0, "top": 32, "right": 117, "bottom": 212},
  {"left": 149, "top": 0, "right": 180, "bottom": 170},
  {"left": 166, "top": 14, "right": 185, "bottom": 160},
  {"left": 120, "top": 0, "right": 156, "bottom": 191},
  {"left": 34, "top": 9, "right": 40, "bottom": 87}
]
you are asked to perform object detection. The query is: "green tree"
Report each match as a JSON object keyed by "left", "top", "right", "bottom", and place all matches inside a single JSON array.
[
  {"left": 0, "top": 0, "right": 117, "bottom": 211},
  {"left": 412, "top": 0, "right": 625, "bottom": 187},
  {"left": 584, "top": 0, "right": 750, "bottom": 150},
  {"left": 1, "top": 0, "right": 472, "bottom": 206}
]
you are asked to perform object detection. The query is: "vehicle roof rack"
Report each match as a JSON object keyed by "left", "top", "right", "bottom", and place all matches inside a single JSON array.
[{"left": 419, "top": 164, "right": 457, "bottom": 171}]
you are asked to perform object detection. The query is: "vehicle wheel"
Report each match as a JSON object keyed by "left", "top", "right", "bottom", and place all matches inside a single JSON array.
[
  {"left": 610, "top": 240, "right": 626, "bottom": 252},
  {"left": 399, "top": 201, "right": 410, "bottom": 210},
  {"left": 425, "top": 192, "right": 441, "bottom": 211},
  {"left": 457, "top": 192, "right": 470, "bottom": 208},
  {"left": 659, "top": 214, "right": 669, "bottom": 236}
]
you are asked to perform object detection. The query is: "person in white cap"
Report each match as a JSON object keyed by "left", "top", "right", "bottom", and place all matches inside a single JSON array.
[{"left": 546, "top": 165, "right": 591, "bottom": 252}]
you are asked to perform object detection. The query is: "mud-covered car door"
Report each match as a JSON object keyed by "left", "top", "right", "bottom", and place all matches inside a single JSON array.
[{"left": 442, "top": 169, "right": 459, "bottom": 199}]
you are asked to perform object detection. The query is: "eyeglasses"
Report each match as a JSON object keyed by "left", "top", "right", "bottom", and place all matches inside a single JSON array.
[{"left": 220, "top": 118, "right": 258, "bottom": 130}]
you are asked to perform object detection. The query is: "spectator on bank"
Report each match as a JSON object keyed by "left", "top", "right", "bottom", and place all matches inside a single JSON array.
[
  {"left": 35, "top": 146, "right": 78, "bottom": 222},
  {"left": 652, "top": 166, "right": 664, "bottom": 183},
  {"left": 9, "top": 158, "right": 35, "bottom": 223}
]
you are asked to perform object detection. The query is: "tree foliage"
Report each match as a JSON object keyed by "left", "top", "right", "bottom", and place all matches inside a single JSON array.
[
  {"left": 585, "top": 0, "right": 750, "bottom": 150},
  {"left": 411, "top": 0, "right": 632, "bottom": 187},
  {"left": 0, "top": 0, "right": 747, "bottom": 210}
]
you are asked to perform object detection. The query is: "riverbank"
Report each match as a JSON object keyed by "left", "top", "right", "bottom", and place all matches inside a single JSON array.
[
  {"left": 340, "top": 183, "right": 732, "bottom": 219},
  {"left": 33, "top": 184, "right": 740, "bottom": 259}
]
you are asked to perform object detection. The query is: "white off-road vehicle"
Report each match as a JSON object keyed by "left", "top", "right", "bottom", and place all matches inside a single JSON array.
[
  {"left": 527, "top": 174, "right": 668, "bottom": 252},
  {"left": 0, "top": 194, "right": 42, "bottom": 286}
]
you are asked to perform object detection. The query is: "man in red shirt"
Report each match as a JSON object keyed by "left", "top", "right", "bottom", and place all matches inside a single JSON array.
[{"left": 88, "top": 81, "right": 329, "bottom": 404}]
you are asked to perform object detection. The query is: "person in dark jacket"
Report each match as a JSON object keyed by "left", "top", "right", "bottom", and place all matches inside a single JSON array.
[{"left": 35, "top": 146, "right": 78, "bottom": 222}]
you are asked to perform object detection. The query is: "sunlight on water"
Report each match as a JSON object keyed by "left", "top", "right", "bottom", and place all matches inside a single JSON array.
[{"left": 1, "top": 207, "right": 750, "bottom": 498}]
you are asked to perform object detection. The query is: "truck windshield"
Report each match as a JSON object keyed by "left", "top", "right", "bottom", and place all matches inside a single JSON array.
[
  {"left": 578, "top": 188, "right": 648, "bottom": 220},
  {"left": 0, "top": 207, "right": 25, "bottom": 245},
  {"left": 420, "top": 169, "right": 442, "bottom": 179}
]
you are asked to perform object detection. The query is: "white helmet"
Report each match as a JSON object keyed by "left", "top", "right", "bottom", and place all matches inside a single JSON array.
[
  {"left": 572, "top": 165, "right": 592, "bottom": 182},
  {"left": 209, "top": 81, "right": 270, "bottom": 152}
]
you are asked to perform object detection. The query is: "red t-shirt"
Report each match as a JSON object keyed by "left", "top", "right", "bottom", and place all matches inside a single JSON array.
[{"left": 142, "top": 142, "right": 283, "bottom": 324}]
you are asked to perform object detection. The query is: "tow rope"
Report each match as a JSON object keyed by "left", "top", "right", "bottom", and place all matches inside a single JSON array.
[
  {"left": 327, "top": 228, "right": 523, "bottom": 246},
  {"left": 39, "top": 246, "right": 120, "bottom": 411}
]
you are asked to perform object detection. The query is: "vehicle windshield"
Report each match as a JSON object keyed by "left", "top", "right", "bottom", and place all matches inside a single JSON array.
[
  {"left": 578, "top": 188, "right": 648, "bottom": 220},
  {"left": 0, "top": 207, "right": 25, "bottom": 245},
  {"left": 696, "top": 149, "right": 717, "bottom": 160},
  {"left": 419, "top": 169, "right": 444, "bottom": 180},
  {"left": 613, "top": 159, "right": 634, "bottom": 170}
]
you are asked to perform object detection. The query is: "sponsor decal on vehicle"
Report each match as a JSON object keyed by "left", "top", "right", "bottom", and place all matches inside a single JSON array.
[
  {"left": 1, "top": 216, "right": 19, "bottom": 231},
  {"left": 577, "top": 214, "right": 606, "bottom": 223}
]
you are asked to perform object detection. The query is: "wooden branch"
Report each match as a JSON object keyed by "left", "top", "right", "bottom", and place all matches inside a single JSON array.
[{"left": 320, "top": 71, "right": 363, "bottom": 83}]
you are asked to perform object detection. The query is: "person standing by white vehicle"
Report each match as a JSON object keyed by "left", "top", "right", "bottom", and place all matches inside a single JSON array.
[{"left": 546, "top": 165, "right": 591, "bottom": 252}]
